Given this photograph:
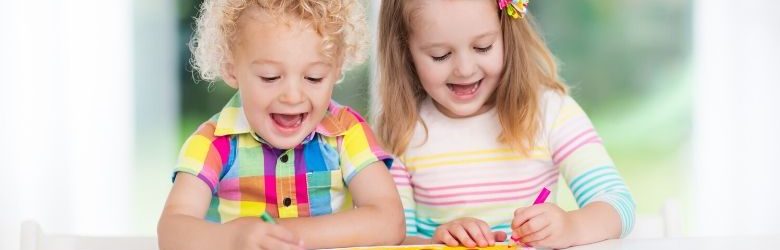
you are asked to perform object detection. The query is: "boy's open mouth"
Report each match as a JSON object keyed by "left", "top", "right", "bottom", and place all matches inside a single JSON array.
[
  {"left": 447, "top": 79, "right": 482, "bottom": 97},
  {"left": 271, "top": 113, "right": 308, "bottom": 130}
]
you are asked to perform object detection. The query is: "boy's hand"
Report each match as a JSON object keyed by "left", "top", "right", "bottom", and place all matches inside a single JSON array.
[
  {"left": 433, "top": 217, "right": 507, "bottom": 248},
  {"left": 511, "top": 203, "right": 576, "bottom": 248},
  {"left": 224, "top": 217, "right": 304, "bottom": 250}
]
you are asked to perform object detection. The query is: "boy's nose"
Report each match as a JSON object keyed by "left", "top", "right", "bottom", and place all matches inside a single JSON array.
[{"left": 279, "top": 83, "right": 304, "bottom": 104}]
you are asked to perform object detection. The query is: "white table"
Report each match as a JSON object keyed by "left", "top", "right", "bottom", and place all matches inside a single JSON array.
[{"left": 567, "top": 235, "right": 780, "bottom": 250}]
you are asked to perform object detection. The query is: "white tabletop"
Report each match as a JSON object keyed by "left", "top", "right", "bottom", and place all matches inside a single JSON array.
[{"left": 567, "top": 235, "right": 780, "bottom": 250}]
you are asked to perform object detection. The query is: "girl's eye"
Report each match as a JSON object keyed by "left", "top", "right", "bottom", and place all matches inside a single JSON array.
[
  {"left": 475, "top": 44, "right": 493, "bottom": 53},
  {"left": 432, "top": 52, "right": 451, "bottom": 62},
  {"left": 260, "top": 76, "right": 280, "bottom": 82},
  {"left": 305, "top": 76, "right": 323, "bottom": 83}
]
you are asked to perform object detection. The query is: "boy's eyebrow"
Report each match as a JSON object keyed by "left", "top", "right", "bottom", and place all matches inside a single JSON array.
[
  {"left": 419, "top": 30, "right": 501, "bottom": 50},
  {"left": 250, "top": 60, "right": 332, "bottom": 68},
  {"left": 306, "top": 61, "right": 332, "bottom": 67},
  {"left": 250, "top": 59, "right": 282, "bottom": 65}
]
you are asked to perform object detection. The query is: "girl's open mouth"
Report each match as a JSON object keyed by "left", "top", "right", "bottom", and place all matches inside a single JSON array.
[{"left": 447, "top": 79, "right": 482, "bottom": 99}]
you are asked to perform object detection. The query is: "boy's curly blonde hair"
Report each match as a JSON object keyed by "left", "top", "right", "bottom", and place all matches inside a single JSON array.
[{"left": 190, "top": 0, "right": 368, "bottom": 82}]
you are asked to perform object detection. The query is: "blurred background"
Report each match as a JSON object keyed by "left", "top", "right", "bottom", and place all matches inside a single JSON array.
[{"left": 1, "top": 0, "right": 778, "bottom": 249}]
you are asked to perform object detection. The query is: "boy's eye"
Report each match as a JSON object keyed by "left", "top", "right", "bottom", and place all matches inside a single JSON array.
[
  {"left": 475, "top": 44, "right": 493, "bottom": 53},
  {"left": 432, "top": 52, "right": 451, "bottom": 62},
  {"left": 305, "top": 76, "right": 323, "bottom": 83},
  {"left": 260, "top": 76, "right": 280, "bottom": 82}
]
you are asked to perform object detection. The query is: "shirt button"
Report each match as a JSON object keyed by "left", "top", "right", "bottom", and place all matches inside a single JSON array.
[
  {"left": 280, "top": 154, "right": 289, "bottom": 163},
  {"left": 283, "top": 197, "right": 292, "bottom": 207}
]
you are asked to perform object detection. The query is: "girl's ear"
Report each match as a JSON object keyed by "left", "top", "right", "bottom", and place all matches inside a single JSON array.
[{"left": 221, "top": 59, "right": 239, "bottom": 88}]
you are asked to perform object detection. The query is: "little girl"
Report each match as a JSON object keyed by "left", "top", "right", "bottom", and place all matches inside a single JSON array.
[
  {"left": 158, "top": 0, "right": 404, "bottom": 249},
  {"left": 377, "top": 0, "right": 635, "bottom": 248}
]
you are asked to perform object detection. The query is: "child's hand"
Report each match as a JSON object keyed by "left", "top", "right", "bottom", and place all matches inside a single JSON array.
[
  {"left": 433, "top": 217, "right": 507, "bottom": 248},
  {"left": 223, "top": 217, "right": 304, "bottom": 250},
  {"left": 511, "top": 203, "right": 576, "bottom": 248}
]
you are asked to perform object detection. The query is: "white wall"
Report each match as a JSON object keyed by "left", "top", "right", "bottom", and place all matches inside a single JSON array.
[
  {"left": 0, "top": 0, "right": 177, "bottom": 249},
  {"left": 692, "top": 0, "right": 780, "bottom": 236},
  {"left": 368, "top": 0, "right": 381, "bottom": 120},
  {"left": 132, "top": 0, "right": 179, "bottom": 236}
]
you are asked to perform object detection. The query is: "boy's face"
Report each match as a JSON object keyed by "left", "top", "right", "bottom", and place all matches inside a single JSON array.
[
  {"left": 223, "top": 7, "right": 339, "bottom": 149},
  {"left": 407, "top": 0, "right": 504, "bottom": 118}
]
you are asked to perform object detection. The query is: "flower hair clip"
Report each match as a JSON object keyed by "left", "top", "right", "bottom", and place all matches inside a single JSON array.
[{"left": 498, "top": 0, "right": 529, "bottom": 19}]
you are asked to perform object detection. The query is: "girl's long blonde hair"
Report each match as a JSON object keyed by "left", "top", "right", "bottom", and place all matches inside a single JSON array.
[{"left": 376, "top": 0, "right": 568, "bottom": 157}]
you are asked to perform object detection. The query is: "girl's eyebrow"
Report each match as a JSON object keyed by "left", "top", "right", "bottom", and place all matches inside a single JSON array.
[
  {"left": 473, "top": 30, "right": 501, "bottom": 41},
  {"left": 419, "top": 30, "right": 501, "bottom": 50},
  {"left": 419, "top": 42, "right": 448, "bottom": 51}
]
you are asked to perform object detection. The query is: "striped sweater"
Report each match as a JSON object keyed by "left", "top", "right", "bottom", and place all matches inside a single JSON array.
[{"left": 391, "top": 91, "right": 635, "bottom": 238}]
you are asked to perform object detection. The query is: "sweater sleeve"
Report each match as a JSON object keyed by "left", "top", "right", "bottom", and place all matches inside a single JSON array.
[
  {"left": 548, "top": 94, "right": 636, "bottom": 237},
  {"left": 390, "top": 156, "right": 421, "bottom": 237}
]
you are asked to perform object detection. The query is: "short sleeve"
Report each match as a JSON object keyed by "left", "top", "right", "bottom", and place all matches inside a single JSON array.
[
  {"left": 336, "top": 107, "right": 393, "bottom": 183},
  {"left": 173, "top": 121, "right": 232, "bottom": 193}
]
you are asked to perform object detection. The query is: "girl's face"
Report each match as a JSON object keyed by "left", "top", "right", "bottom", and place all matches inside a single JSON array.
[
  {"left": 223, "top": 6, "right": 340, "bottom": 149},
  {"left": 407, "top": 0, "right": 505, "bottom": 118}
]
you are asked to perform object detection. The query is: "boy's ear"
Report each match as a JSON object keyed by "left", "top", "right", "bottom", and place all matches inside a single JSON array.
[
  {"left": 221, "top": 61, "right": 239, "bottom": 88},
  {"left": 334, "top": 72, "right": 343, "bottom": 84}
]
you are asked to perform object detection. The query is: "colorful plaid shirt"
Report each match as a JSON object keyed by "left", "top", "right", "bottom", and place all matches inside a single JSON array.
[{"left": 174, "top": 93, "right": 392, "bottom": 223}]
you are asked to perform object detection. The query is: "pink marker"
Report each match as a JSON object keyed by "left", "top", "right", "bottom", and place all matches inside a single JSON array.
[
  {"left": 533, "top": 187, "right": 551, "bottom": 205},
  {"left": 511, "top": 187, "right": 551, "bottom": 244}
]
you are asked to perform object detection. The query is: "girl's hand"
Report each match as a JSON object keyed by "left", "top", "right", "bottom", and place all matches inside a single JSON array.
[
  {"left": 511, "top": 203, "right": 577, "bottom": 248},
  {"left": 223, "top": 217, "right": 304, "bottom": 250},
  {"left": 433, "top": 217, "right": 507, "bottom": 248}
]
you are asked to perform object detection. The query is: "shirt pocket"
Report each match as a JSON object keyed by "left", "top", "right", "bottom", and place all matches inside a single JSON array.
[{"left": 306, "top": 169, "right": 346, "bottom": 216}]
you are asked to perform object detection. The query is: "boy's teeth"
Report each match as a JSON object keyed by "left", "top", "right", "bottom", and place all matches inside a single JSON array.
[{"left": 272, "top": 113, "right": 303, "bottom": 128}]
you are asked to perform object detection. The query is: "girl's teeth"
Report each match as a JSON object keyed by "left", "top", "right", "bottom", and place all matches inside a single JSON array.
[{"left": 449, "top": 81, "right": 480, "bottom": 95}]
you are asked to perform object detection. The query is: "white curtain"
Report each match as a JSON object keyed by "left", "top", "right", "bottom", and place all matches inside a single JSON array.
[
  {"left": 692, "top": 0, "right": 780, "bottom": 236},
  {"left": 0, "top": 0, "right": 177, "bottom": 249}
]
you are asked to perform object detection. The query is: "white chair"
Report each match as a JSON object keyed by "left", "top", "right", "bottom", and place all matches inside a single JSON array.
[
  {"left": 628, "top": 199, "right": 683, "bottom": 238},
  {"left": 20, "top": 220, "right": 158, "bottom": 250}
]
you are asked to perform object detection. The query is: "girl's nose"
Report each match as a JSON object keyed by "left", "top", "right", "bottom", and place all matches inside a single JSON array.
[{"left": 453, "top": 53, "right": 477, "bottom": 78}]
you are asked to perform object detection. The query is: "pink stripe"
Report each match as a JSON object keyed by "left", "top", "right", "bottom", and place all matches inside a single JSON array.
[
  {"left": 551, "top": 116, "right": 588, "bottom": 139},
  {"left": 390, "top": 170, "right": 411, "bottom": 178},
  {"left": 416, "top": 187, "right": 531, "bottom": 199},
  {"left": 414, "top": 168, "right": 558, "bottom": 192},
  {"left": 416, "top": 179, "right": 558, "bottom": 206},
  {"left": 413, "top": 171, "right": 558, "bottom": 199},
  {"left": 553, "top": 137, "right": 602, "bottom": 165},
  {"left": 395, "top": 182, "right": 411, "bottom": 186},
  {"left": 389, "top": 167, "right": 408, "bottom": 172},
  {"left": 392, "top": 174, "right": 409, "bottom": 178},
  {"left": 390, "top": 165, "right": 409, "bottom": 171},
  {"left": 552, "top": 128, "right": 595, "bottom": 159},
  {"left": 393, "top": 178, "right": 409, "bottom": 183}
]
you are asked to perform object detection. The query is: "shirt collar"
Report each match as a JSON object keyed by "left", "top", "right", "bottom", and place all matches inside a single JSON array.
[{"left": 213, "top": 93, "right": 348, "bottom": 144}]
